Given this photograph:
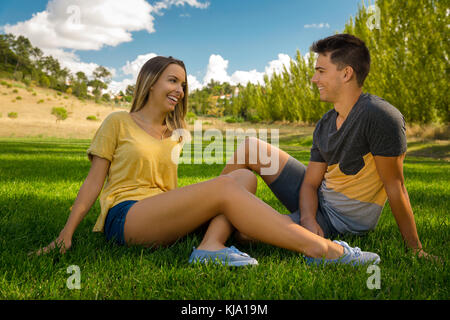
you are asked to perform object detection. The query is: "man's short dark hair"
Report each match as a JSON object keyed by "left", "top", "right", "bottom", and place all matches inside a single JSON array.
[{"left": 310, "top": 34, "right": 370, "bottom": 87}]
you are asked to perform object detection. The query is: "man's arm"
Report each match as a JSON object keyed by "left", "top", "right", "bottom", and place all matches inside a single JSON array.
[
  {"left": 299, "top": 161, "right": 328, "bottom": 236},
  {"left": 373, "top": 154, "right": 425, "bottom": 252}
]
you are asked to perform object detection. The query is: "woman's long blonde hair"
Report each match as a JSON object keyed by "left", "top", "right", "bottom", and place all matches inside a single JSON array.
[{"left": 130, "top": 56, "right": 188, "bottom": 132}]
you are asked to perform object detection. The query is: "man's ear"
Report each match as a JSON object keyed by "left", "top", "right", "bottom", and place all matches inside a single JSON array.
[{"left": 343, "top": 66, "right": 355, "bottom": 82}]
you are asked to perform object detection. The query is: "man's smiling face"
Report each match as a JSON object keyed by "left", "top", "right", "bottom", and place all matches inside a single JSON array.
[{"left": 311, "top": 52, "right": 346, "bottom": 103}]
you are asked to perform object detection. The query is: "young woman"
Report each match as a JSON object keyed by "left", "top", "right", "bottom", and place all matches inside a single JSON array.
[{"left": 36, "top": 56, "right": 380, "bottom": 267}]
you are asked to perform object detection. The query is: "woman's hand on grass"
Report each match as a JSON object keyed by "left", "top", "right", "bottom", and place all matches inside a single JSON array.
[{"left": 32, "top": 232, "right": 72, "bottom": 256}]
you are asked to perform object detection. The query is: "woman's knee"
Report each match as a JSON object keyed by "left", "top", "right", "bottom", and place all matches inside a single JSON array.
[
  {"left": 215, "top": 174, "right": 241, "bottom": 191},
  {"left": 212, "top": 174, "right": 243, "bottom": 206}
]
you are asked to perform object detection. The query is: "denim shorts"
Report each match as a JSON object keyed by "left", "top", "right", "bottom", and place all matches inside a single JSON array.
[
  {"left": 268, "top": 156, "right": 338, "bottom": 238},
  {"left": 104, "top": 200, "right": 138, "bottom": 246}
]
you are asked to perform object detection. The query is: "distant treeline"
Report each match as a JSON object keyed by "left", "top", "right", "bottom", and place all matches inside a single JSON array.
[
  {"left": 0, "top": 34, "right": 134, "bottom": 104},
  {"left": 192, "top": 0, "right": 448, "bottom": 124}
]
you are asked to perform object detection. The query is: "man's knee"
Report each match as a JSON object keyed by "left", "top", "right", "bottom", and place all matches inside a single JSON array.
[
  {"left": 226, "top": 168, "right": 258, "bottom": 194},
  {"left": 237, "top": 137, "right": 264, "bottom": 169},
  {"left": 235, "top": 137, "right": 258, "bottom": 166}
]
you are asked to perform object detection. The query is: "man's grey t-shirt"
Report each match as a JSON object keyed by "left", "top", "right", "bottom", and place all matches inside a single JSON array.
[{"left": 310, "top": 93, "right": 407, "bottom": 234}]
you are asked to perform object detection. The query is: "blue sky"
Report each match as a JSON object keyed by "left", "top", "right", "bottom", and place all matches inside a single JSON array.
[{"left": 0, "top": 0, "right": 367, "bottom": 92}]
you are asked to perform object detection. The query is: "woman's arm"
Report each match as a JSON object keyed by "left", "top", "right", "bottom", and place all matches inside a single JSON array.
[{"left": 35, "top": 156, "right": 110, "bottom": 255}]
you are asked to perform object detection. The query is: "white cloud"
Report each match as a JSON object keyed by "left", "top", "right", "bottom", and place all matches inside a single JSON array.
[
  {"left": 304, "top": 23, "right": 330, "bottom": 29},
  {"left": 107, "top": 53, "right": 203, "bottom": 95},
  {"left": 107, "top": 52, "right": 300, "bottom": 95},
  {"left": 230, "top": 70, "right": 264, "bottom": 86},
  {"left": 303, "top": 51, "right": 318, "bottom": 64},
  {"left": 264, "top": 53, "right": 293, "bottom": 77},
  {"left": 3, "top": 0, "right": 209, "bottom": 52},
  {"left": 187, "top": 75, "right": 203, "bottom": 91},
  {"left": 42, "top": 48, "right": 100, "bottom": 77},
  {"left": 153, "top": 0, "right": 210, "bottom": 12},
  {"left": 197, "top": 53, "right": 294, "bottom": 89},
  {"left": 107, "top": 78, "right": 134, "bottom": 95},
  {"left": 4, "top": 0, "right": 155, "bottom": 51},
  {"left": 122, "top": 52, "right": 158, "bottom": 82},
  {"left": 2, "top": 0, "right": 208, "bottom": 83},
  {"left": 203, "top": 54, "right": 231, "bottom": 85},
  {"left": 105, "top": 52, "right": 158, "bottom": 94}
]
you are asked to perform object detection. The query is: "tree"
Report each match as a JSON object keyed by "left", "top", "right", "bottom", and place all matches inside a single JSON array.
[
  {"left": 125, "top": 84, "right": 135, "bottom": 97},
  {"left": 11, "top": 35, "right": 33, "bottom": 73},
  {"left": 93, "top": 66, "right": 112, "bottom": 84},
  {"left": 0, "top": 34, "right": 16, "bottom": 68},
  {"left": 88, "top": 79, "right": 107, "bottom": 101},
  {"left": 345, "top": 0, "right": 448, "bottom": 123},
  {"left": 88, "top": 66, "right": 112, "bottom": 101},
  {"left": 72, "top": 71, "right": 88, "bottom": 98}
]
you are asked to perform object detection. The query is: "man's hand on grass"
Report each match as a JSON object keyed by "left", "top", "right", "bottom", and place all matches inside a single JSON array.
[
  {"left": 413, "top": 248, "right": 442, "bottom": 264},
  {"left": 301, "top": 217, "right": 324, "bottom": 237}
]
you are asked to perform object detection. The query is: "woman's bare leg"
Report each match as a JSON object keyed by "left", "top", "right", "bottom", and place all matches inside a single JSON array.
[
  {"left": 123, "top": 173, "right": 344, "bottom": 259},
  {"left": 221, "top": 137, "right": 292, "bottom": 242},
  {"left": 196, "top": 169, "right": 257, "bottom": 251}
]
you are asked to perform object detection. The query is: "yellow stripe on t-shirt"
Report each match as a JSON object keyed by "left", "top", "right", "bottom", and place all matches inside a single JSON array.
[{"left": 324, "top": 153, "right": 387, "bottom": 206}]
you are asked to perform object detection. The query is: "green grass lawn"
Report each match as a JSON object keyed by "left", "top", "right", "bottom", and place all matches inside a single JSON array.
[{"left": 0, "top": 136, "right": 448, "bottom": 300}]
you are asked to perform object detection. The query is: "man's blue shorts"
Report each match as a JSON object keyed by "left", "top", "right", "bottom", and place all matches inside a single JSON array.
[
  {"left": 104, "top": 200, "right": 138, "bottom": 246},
  {"left": 268, "top": 156, "right": 338, "bottom": 238}
]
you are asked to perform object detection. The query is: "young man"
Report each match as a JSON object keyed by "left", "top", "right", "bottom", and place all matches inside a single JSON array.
[{"left": 219, "top": 33, "right": 433, "bottom": 259}]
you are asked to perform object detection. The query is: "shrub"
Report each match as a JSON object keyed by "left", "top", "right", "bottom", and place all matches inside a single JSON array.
[
  {"left": 101, "top": 93, "right": 111, "bottom": 102},
  {"left": 8, "top": 112, "right": 18, "bottom": 119},
  {"left": 186, "top": 111, "right": 197, "bottom": 121},
  {"left": 86, "top": 115, "right": 99, "bottom": 121},
  {"left": 13, "top": 71, "right": 23, "bottom": 82},
  {"left": 22, "top": 77, "right": 31, "bottom": 87},
  {"left": 247, "top": 114, "right": 261, "bottom": 123},
  {"left": 39, "top": 75, "right": 50, "bottom": 88},
  {"left": 16, "top": 96, "right": 22, "bottom": 100},
  {"left": 12, "top": 89, "right": 18, "bottom": 93},
  {"left": 225, "top": 116, "right": 244, "bottom": 123},
  {"left": 51, "top": 107, "right": 68, "bottom": 121},
  {"left": 37, "top": 99, "right": 45, "bottom": 104}
]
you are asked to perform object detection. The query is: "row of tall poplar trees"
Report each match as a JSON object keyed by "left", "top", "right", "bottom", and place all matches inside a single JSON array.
[{"left": 230, "top": 0, "right": 448, "bottom": 124}]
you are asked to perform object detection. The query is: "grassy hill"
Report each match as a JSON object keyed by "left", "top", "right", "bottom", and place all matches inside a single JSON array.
[{"left": 0, "top": 79, "right": 126, "bottom": 139}]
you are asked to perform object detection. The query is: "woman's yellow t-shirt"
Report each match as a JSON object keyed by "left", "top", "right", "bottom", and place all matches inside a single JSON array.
[{"left": 86, "top": 111, "right": 183, "bottom": 232}]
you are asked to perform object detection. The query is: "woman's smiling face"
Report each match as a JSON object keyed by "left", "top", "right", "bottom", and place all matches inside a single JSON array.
[{"left": 148, "top": 63, "right": 186, "bottom": 113}]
